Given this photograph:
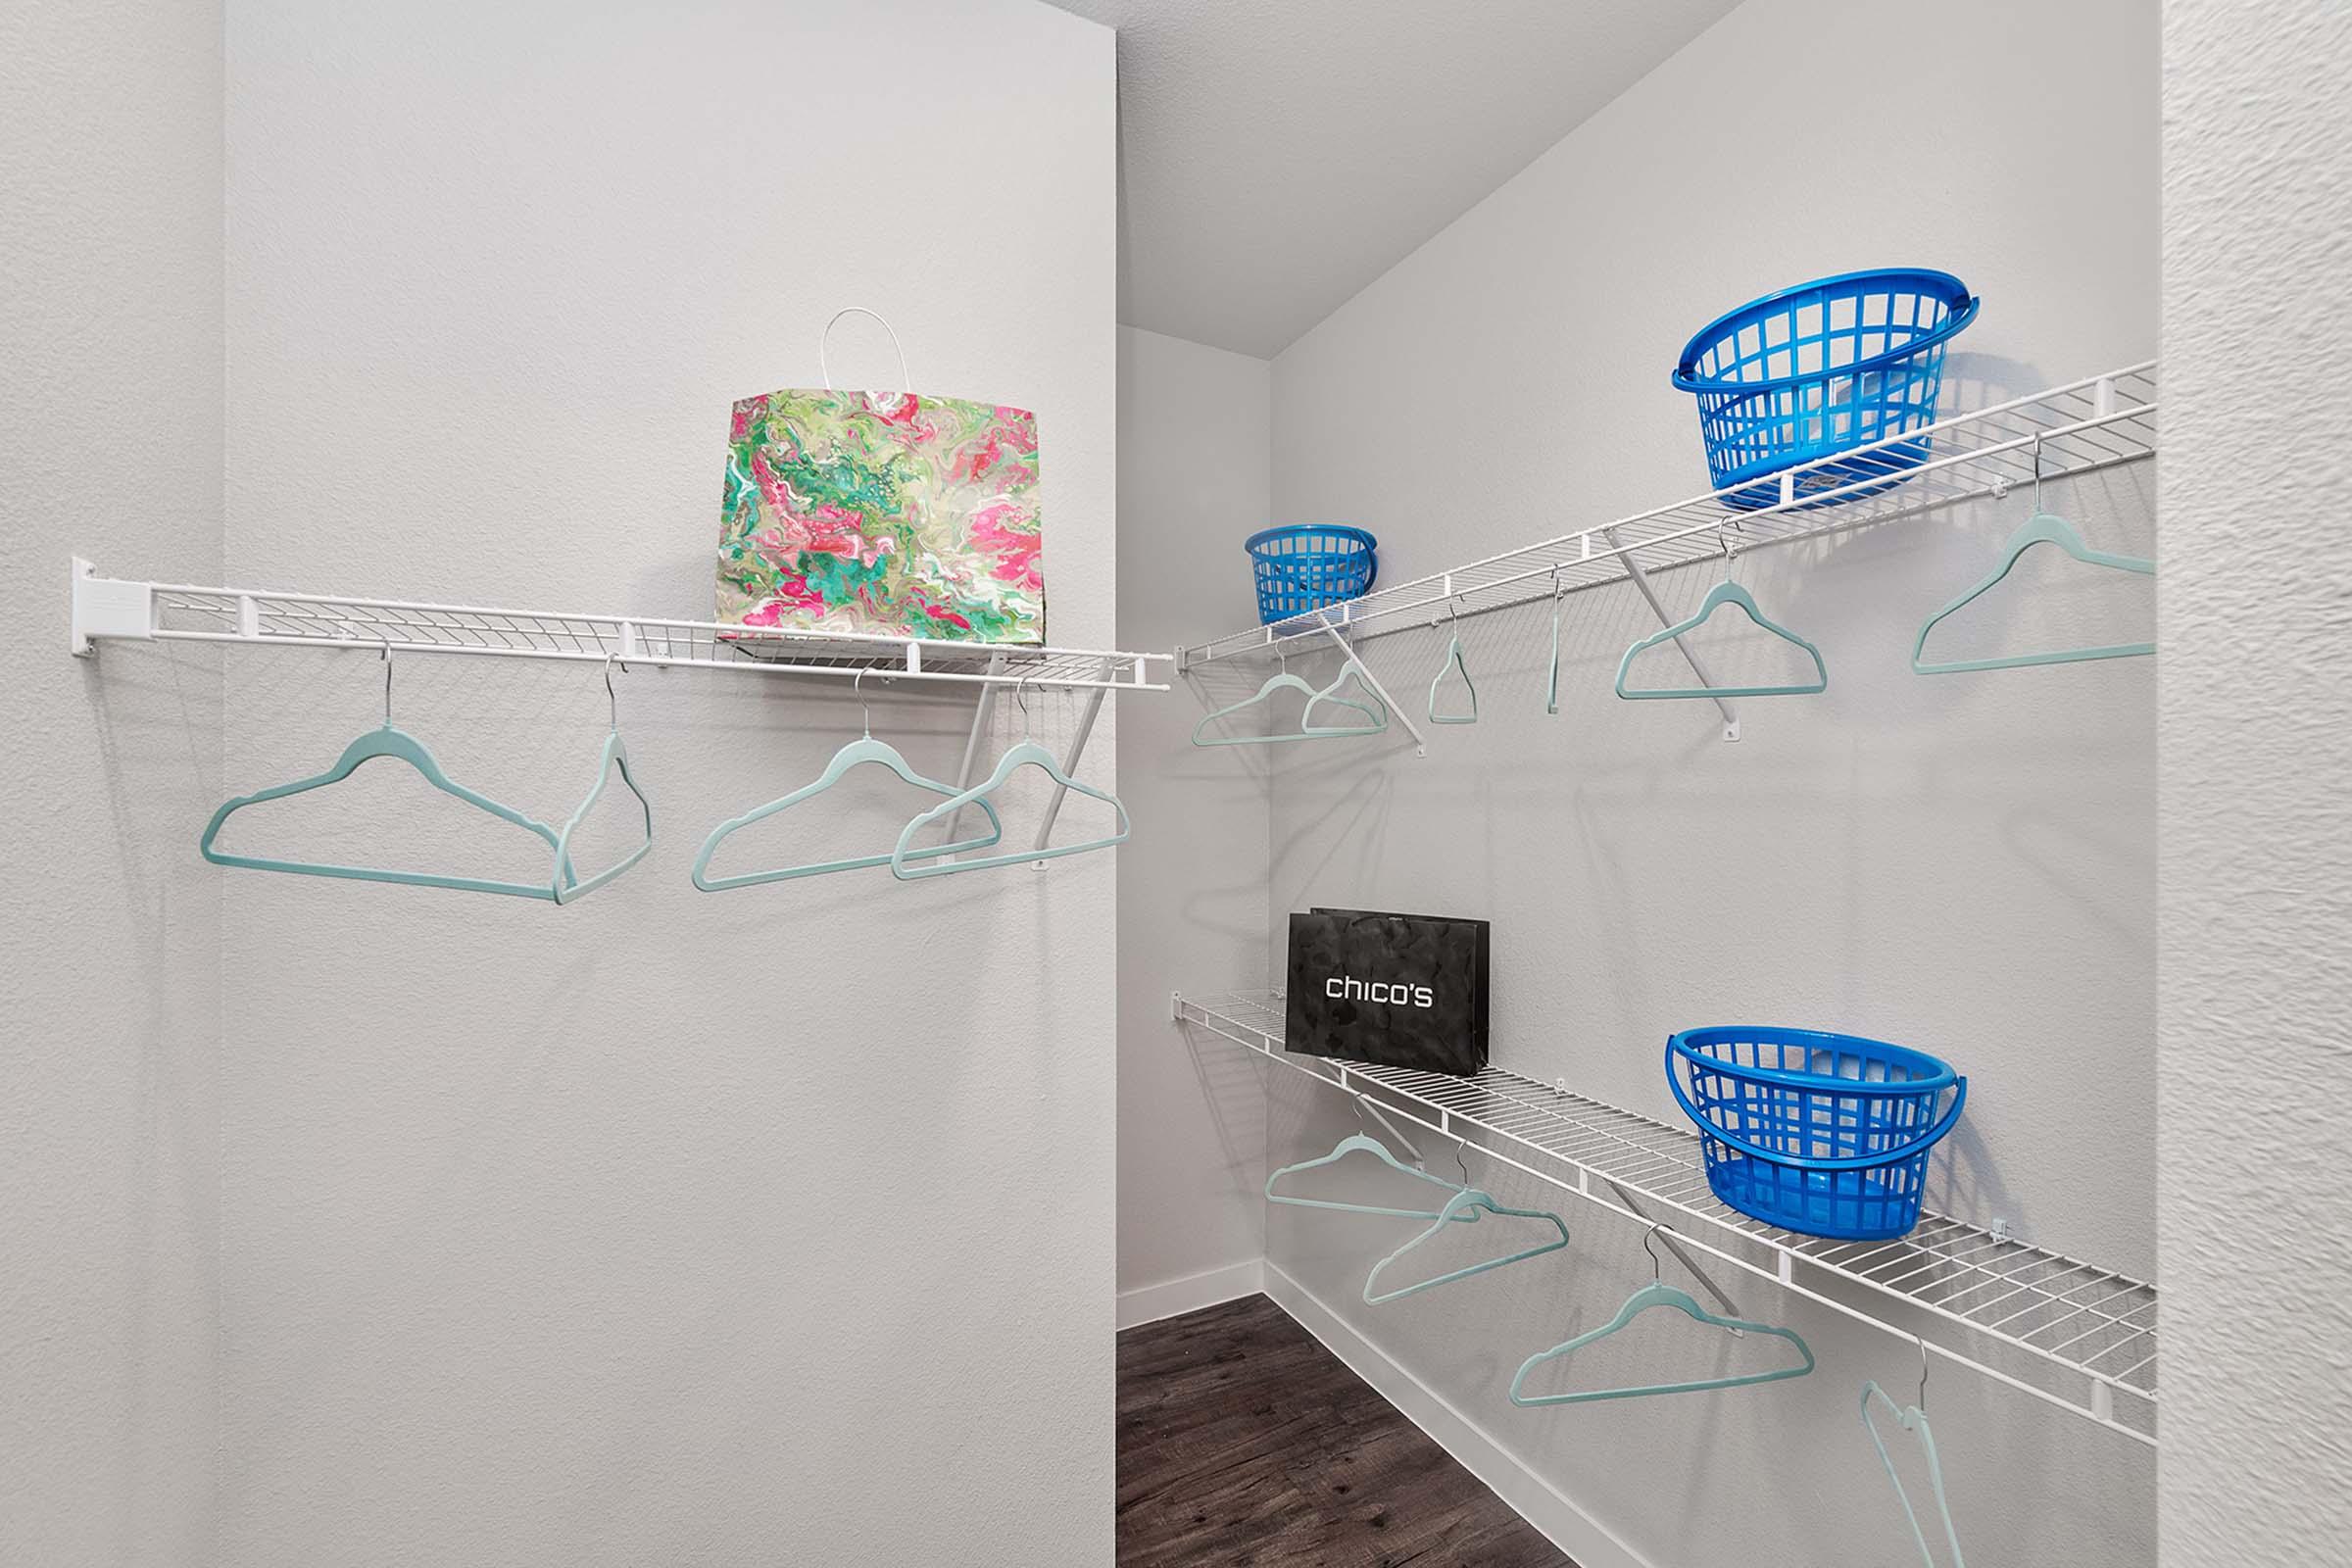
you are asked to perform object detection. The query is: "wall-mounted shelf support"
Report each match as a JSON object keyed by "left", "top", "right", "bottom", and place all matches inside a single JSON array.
[
  {"left": 73, "top": 566, "right": 1167, "bottom": 868},
  {"left": 1032, "top": 658, "right": 1117, "bottom": 859},
  {"left": 945, "top": 650, "right": 1009, "bottom": 851},
  {"left": 68, "top": 564, "right": 1171, "bottom": 693},
  {"left": 1175, "top": 989, "right": 2157, "bottom": 1446},
  {"left": 1175, "top": 365, "right": 2158, "bottom": 700}
]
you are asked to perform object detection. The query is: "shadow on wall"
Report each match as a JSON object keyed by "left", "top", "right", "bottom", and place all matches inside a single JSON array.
[
  {"left": 1179, "top": 1026, "right": 1274, "bottom": 1203},
  {"left": 79, "top": 642, "right": 225, "bottom": 1561}
]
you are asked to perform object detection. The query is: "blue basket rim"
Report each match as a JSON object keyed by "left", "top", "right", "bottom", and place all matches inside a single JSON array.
[
  {"left": 1247, "top": 524, "right": 1378, "bottom": 553},
  {"left": 1668, "top": 1024, "right": 1959, "bottom": 1095},
  {"left": 1670, "top": 269, "right": 1980, "bottom": 394}
]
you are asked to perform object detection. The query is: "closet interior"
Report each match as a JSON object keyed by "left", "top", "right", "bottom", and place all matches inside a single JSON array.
[
  {"left": 1112, "top": 5, "right": 2167, "bottom": 1565},
  {"left": 28, "top": 0, "right": 2344, "bottom": 1564}
]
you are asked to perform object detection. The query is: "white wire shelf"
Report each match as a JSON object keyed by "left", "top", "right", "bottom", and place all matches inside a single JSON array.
[
  {"left": 1178, "top": 989, "right": 2157, "bottom": 1446},
  {"left": 1177, "top": 362, "right": 2157, "bottom": 670},
  {"left": 69, "top": 561, "right": 1169, "bottom": 692}
]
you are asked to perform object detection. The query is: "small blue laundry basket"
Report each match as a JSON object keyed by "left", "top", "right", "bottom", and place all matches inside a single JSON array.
[
  {"left": 1666, "top": 1026, "right": 1967, "bottom": 1242},
  {"left": 1247, "top": 525, "right": 1378, "bottom": 626},
  {"left": 1672, "top": 269, "right": 1980, "bottom": 512}
]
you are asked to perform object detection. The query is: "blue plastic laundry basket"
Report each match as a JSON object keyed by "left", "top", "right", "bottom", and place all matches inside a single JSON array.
[
  {"left": 1246, "top": 525, "right": 1378, "bottom": 626},
  {"left": 1672, "top": 269, "right": 1980, "bottom": 512},
  {"left": 1666, "top": 1026, "right": 1967, "bottom": 1242}
]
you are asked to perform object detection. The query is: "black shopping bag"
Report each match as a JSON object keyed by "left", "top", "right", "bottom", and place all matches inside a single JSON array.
[{"left": 1285, "top": 907, "right": 1489, "bottom": 1077}]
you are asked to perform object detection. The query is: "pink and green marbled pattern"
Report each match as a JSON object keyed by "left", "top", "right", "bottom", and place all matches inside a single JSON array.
[{"left": 716, "top": 388, "right": 1043, "bottom": 643}]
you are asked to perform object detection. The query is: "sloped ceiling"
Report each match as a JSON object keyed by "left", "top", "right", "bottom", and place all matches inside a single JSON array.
[{"left": 1048, "top": 0, "right": 1742, "bottom": 357}]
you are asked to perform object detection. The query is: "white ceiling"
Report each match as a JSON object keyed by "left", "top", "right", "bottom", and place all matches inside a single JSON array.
[{"left": 1048, "top": 0, "right": 1742, "bottom": 358}]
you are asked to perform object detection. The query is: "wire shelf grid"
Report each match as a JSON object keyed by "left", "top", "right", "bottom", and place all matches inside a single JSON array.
[
  {"left": 1178, "top": 363, "right": 2157, "bottom": 670},
  {"left": 74, "top": 570, "right": 1168, "bottom": 692},
  {"left": 1178, "top": 988, "right": 2157, "bottom": 1445}
]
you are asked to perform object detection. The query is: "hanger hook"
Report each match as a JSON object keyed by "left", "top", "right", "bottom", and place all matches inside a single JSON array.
[
  {"left": 1642, "top": 1222, "right": 1673, "bottom": 1284},
  {"left": 1014, "top": 670, "right": 1034, "bottom": 737},
  {"left": 379, "top": 634, "right": 393, "bottom": 726},
  {"left": 1918, "top": 1332, "right": 1931, "bottom": 1411},
  {"left": 1552, "top": 564, "right": 1564, "bottom": 603},
  {"left": 604, "top": 654, "right": 623, "bottom": 731},
  {"left": 2033, "top": 430, "right": 2044, "bottom": 510},
  {"left": 1452, "top": 1132, "right": 1469, "bottom": 1188},
  {"left": 855, "top": 667, "right": 871, "bottom": 737}
]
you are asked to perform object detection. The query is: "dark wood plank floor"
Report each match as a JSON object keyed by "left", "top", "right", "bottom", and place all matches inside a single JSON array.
[{"left": 1117, "top": 1295, "right": 1574, "bottom": 1567}]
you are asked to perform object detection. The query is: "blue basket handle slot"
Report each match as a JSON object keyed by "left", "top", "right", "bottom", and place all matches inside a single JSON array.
[{"left": 1665, "top": 1042, "right": 1968, "bottom": 1172}]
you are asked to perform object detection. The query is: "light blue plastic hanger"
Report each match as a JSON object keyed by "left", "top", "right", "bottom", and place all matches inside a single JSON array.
[
  {"left": 1190, "top": 649, "right": 1388, "bottom": 747},
  {"left": 1545, "top": 568, "right": 1564, "bottom": 716},
  {"left": 1428, "top": 598, "right": 1478, "bottom": 724},
  {"left": 1862, "top": 1339, "right": 1969, "bottom": 1568},
  {"left": 888, "top": 677, "right": 1129, "bottom": 878},
  {"left": 694, "top": 671, "right": 1002, "bottom": 890},
  {"left": 200, "top": 642, "right": 585, "bottom": 900},
  {"left": 1509, "top": 1224, "right": 1816, "bottom": 1405},
  {"left": 1265, "top": 1129, "right": 1480, "bottom": 1224},
  {"left": 1914, "top": 435, "right": 2153, "bottom": 675},
  {"left": 1912, "top": 514, "right": 2153, "bottom": 674},
  {"left": 1616, "top": 534, "right": 1827, "bottom": 700},
  {"left": 1361, "top": 1176, "right": 1570, "bottom": 1305},
  {"left": 550, "top": 657, "right": 656, "bottom": 905}
]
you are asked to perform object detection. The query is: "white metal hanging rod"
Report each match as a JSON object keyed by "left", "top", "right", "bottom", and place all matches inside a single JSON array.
[
  {"left": 1178, "top": 362, "right": 2157, "bottom": 671},
  {"left": 69, "top": 561, "right": 1170, "bottom": 693},
  {"left": 1175, "top": 989, "right": 2157, "bottom": 1446}
]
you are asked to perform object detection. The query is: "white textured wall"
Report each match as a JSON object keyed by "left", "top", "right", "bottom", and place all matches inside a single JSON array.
[
  {"left": 1114, "top": 326, "right": 1273, "bottom": 1319},
  {"left": 219, "top": 2, "right": 1116, "bottom": 1561},
  {"left": 0, "top": 2, "right": 223, "bottom": 1563},
  {"left": 2158, "top": 2, "right": 2352, "bottom": 1563},
  {"left": 1248, "top": 0, "right": 2157, "bottom": 1563}
]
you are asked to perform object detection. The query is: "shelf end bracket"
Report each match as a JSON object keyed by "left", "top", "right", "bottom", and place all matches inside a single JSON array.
[{"left": 72, "top": 560, "right": 155, "bottom": 658}]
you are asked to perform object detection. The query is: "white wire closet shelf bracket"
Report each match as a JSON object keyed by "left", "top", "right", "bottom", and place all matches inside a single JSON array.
[
  {"left": 68, "top": 562, "right": 1170, "bottom": 693},
  {"left": 1176, "top": 363, "right": 2157, "bottom": 673},
  {"left": 1177, "top": 990, "right": 2157, "bottom": 1446}
]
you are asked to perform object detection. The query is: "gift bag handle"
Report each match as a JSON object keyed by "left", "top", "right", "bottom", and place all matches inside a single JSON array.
[{"left": 819, "top": 306, "right": 911, "bottom": 395}]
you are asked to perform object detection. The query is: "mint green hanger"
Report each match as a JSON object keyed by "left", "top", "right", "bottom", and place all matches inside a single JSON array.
[
  {"left": 888, "top": 679, "right": 1128, "bottom": 878},
  {"left": 1915, "top": 433, "right": 2152, "bottom": 675},
  {"left": 1615, "top": 544, "right": 1827, "bottom": 700},
  {"left": 1862, "top": 1340, "right": 1969, "bottom": 1568},
  {"left": 1190, "top": 656, "right": 1388, "bottom": 747},
  {"left": 1428, "top": 598, "right": 1478, "bottom": 724},
  {"left": 551, "top": 658, "right": 655, "bottom": 905},
  {"left": 1545, "top": 568, "right": 1565, "bottom": 715},
  {"left": 694, "top": 672, "right": 1001, "bottom": 890},
  {"left": 1361, "top": 1181, "right": 1570, "bottom": 1304},
  {"left": 1912, "top": 512, "right": 2153, "bottom": 675},
  {"left": 199, "top": 644, "right": 592, "bottom": 901},
  {"left": 1510, "top": 1224, "right": 1815, "bottom": 1405},
  {"left": 1265, "top": 1132, "right": 1479, "bottom": 1223}
]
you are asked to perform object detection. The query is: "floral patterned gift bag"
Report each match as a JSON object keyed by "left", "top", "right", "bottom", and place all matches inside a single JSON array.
[{"left": 716, "top": 310, "right": 1044, "bottom": 644}]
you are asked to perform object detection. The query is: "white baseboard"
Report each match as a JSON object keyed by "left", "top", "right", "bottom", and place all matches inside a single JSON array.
[
  {"left": 1262, "top": 1261, "right": 1654, "bottom": 1568},
  {"left": 1117, "top": 1257, "right": 1267, "bottom": 1331}
]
